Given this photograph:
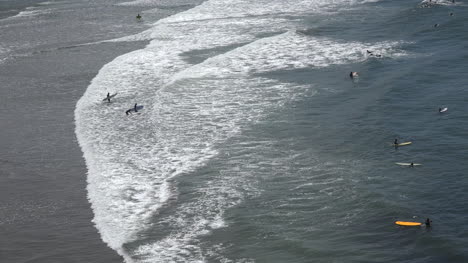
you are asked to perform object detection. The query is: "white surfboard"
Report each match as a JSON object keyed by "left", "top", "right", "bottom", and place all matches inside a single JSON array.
[
  {"left": 439, "top": 107, "right": 448, "bottom": 113},
  {"left": 396, "top": 162, "right": 422, "bottom": 166}
]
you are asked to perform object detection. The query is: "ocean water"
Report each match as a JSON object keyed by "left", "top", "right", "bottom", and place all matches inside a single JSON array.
[
  {"left": 2, "top": 0, "right": 468, "bottom": 262},
  {"left": 74, "top": 0, "right": 468, "bottom": 262}
]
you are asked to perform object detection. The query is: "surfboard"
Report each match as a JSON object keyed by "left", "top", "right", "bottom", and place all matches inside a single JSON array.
[
  {"left": 395, "top": 221, "right": 422, "bottom": 226},
  {"left": 102, "top": 93, "right": 118, "bottom": 101},
  {"left": 134, "top": 105, "right": 144, "bottom": 111},
  {"left": 439, "top": 107, "right": 448, "bottom": 113},
  {"left": 394, "top": 142, "right": 412, "bottom": 147},
  {"left": 128, "top": 105, "right": 144, "bottom": 112},
  {"left": 395, "top": 162, "right": 422, "bottom": 166}
]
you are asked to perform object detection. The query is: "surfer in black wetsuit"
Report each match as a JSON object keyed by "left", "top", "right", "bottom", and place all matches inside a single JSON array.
[
  {"left": 134, "top": 103, "right": 138, "bottom": 112},
  {"left": 410, "top": 162, "right": 414, "bottom": 167},
  {"left": 136, "top": 14, "right": 142, "bottom": 20},
  {"left": 394, "top": 139, "right": 398, "bottom": 147},
  {"left": 425, "top": 218, "right": 432, "bottom": 227},
  {"left": 349, "top": 72, "right": 358, "bottom": 79},
  {"left": 106, "top": 92, "right": 111, "bottom": 103}
]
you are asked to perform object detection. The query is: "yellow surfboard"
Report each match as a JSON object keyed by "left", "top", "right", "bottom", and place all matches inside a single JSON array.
[{"left": 395, "top": 221, "right": 422, "bottom": 226}]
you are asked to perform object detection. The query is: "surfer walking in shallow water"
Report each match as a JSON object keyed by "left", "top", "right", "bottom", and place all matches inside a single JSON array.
[
  {"left": 106, "top": 92, "right": 111, "bottom": 103},
  {"left": 126, "top": 103, "right": 139, "bottom": 115}
]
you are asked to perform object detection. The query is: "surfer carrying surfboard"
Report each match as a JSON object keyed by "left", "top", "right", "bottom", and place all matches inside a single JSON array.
[
  {"left": 106, "top": 92, "right": 111, "bottom": 103},
  {"left": 126, "top": 103, "right": 140, "bottom": 115},
  {"left": 394, "top": 139, "right": 398, "bottom": 146}
]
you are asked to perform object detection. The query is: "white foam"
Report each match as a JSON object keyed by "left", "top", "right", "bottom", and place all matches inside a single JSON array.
[
  {"left": 75, "top": 0, "right": 408, "bottom": 261},
  {"left": 13, "top": 7, "right": 52, "bottom": 18},
  {"left": 0, "top": 45, "right": 10, "bottom": 64},
  {"left": 420, "top": 0, "right": 456, "bottom": 6}
]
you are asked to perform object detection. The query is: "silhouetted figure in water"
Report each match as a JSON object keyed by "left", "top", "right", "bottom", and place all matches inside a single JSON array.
[
  {"left": 394, "top": 139, "right": 398, "bottom": 147},
  {"left": 350, "top": 72, "right": 359, "bottom": 79},
  {"left": 450, "top": 13, "right": 454, "bottom": 16},
  {"left": 106, "top": 92, "right": 111, "bottom": 103},
  {"left": 410, "top": 162, "right": 414, "bottom": 167},
  {"left": 134, "top": 103, "right": 138, "bottom": 112},
  {"left": 136, "top": 14, "right": 142, "bottom": 20},
  {"left": 434, "top": 23, "right": 439, "bottom": 28},
  {"left": 425, "top": 218, "right": 432, "bottom": 227}
]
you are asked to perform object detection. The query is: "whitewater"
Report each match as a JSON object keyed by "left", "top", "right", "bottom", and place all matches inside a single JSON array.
[{"left": 75, "top": 0, "right": 411, "bottom": 261}]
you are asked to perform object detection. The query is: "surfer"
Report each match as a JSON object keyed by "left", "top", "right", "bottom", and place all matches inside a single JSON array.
[
  {"left": 439, "top": 107, "right": 442, "bottom": 112},
  {"left": 134, "top": 103, "right": 138, "bottom": 112},
  {"left": 410, "top": 162, "right": 414, "bottom": 167},
  {"left": 394, "top": 139, "right": 398, "bottom": 146},
  {"left": 349, "top": 71, "right": 359, "bottom": 78},
  {"left": 136, "top": 13, "right": 142, "bottom": 20},
  {"left": 106, "top": 92, "right": 111, "bottom": 103},
  {"left": 434, "top": 23, "right": 439, "bottom": 28},
  {"left": 425, "top": 218, "right": 432, "bottom": 227}
]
